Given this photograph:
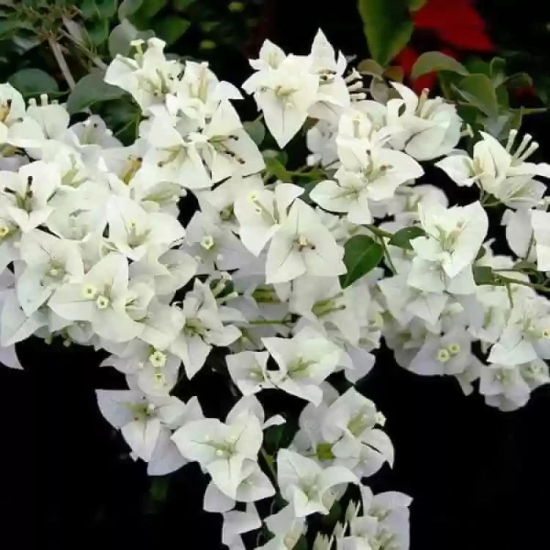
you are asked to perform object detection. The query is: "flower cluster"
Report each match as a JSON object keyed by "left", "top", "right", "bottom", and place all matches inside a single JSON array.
[{"left": 2, "top": 30, "right": 550, "bottom": 549}]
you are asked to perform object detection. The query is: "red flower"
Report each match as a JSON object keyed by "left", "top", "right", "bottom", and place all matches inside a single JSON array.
[
  {"left": 395, "top": 0, "right": 493, "bottom": 93},
  {"left": 414, "top": 0, "right": 493, "bottom": 52}
]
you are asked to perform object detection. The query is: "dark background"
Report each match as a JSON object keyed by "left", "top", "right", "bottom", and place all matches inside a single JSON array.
[{"left": 3, "top": 1, "right": 550, "bottom": 549}]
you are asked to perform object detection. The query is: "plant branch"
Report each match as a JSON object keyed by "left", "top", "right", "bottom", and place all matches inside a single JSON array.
[{"left": 48, "top": 37, "right": 76, "bottom": 90}]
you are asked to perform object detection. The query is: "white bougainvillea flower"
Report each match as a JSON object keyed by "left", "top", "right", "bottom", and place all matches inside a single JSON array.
[
  {"left": 226, "top": 350, "right": 275, "bottom": 396},
  {"left": 335, "top": 137, "right": 423, "bottom": 199},
  {"left": 307, "top": 29, "right": 350, "bottom": 122},
  {"left": 277, "top": 448, "right": 358, "bottom": 517},
  {"left": 183, "top": 210, "right": 256, "bottom": 274},
  {"left": 243, "top": 55, "right": 319, "bottom": 148},
  {"left": 105, "top": 38, "right": 182, "bottom": 111},
  {"left": 169, "top": 280, "right": 241, "bottom": 378},
  {"left": 257, "top": 505, "right": 306, "bottom": 550},
  {"left": 106, "top": 196, "right": 185, "bottom": 261},
  {"left": 169, "top": 60, "right": 242, "bottom": 125},
  {"left": 221, "top": 504, "right": 262, "bottom": 550},
  {"left": 249, "top": 39, "right": 287, "bottom": 72},
  {"left": 96, "top": 385, "right": 194, "bottom": 475},
  {"left": 265, "top": 199, "right": 345, "bottom": 284},
  {"left": 0, "top": 161, "right": 61, "bottom": 232},
  {"left": 530, "top": 209, "right": 550, "bottom": 271},
  {"left": 387, "top": 82, "right": 462, "bottom": 161},
  {"left": 479, "top": 363, "right": 531, "bottom": 411},
  {"left": 49, "top": 253, "right": 143, "bottom": 343},
  {"left": 172, "top": 408, "right": 263, "bottom": 499},
  {"left": 413, "top": 200, "right": 488, "bottom": 278},
  {"left": 16, "top": 229, "right": 84, "bottom": 315},
  {"left": 488, "top": 295, "right": 550, "bottom": 366},
  {"left": 204, "top": 459, "right": 275, "bottom": 513},
  {"left": 262, "top": 327, "right": 342, "bottom": 405},
  {"left": 0, "top": 289, "right": 47, "bottom": 347},
  {"left": 234, "top": 182, "right": 303, "bottom": 257}
]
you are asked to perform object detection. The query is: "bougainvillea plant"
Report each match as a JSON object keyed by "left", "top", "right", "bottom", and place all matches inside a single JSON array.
[{"left": 1, "top": 1, "right": 550, "bottom": 549}]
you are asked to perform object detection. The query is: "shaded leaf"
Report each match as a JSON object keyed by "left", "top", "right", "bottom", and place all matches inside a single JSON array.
[
  {"left": 81, "top": 0, "right": 117, "bottom": 19},
  {"left": 490, "top": 57, "right": 507, "bottom": 87},
  {"left": 454, "top": 74, "right": 499, "bottom": 118},
  {"left": 411, "top": 51, "right": 468, "bottom": 80},
  {"left": 67, "top": 72, "right": 126, "bottom": 114},
  {"left": 9, "top": 68, "right": 58, "bottom": 97},
  {"left": 357, "top": 0, "right": 413, "bottom": 67},
  {"left": 153, "top": 16, "right": 191, "bottom": 45},
  {"left": 389, "top": 226, "right": 426, "bottom": 250},
  {"left": 109, "top": 19, "right": 153, "bottom": 57},
  {"left": 173, "top": 0, "right": 197, "bottom": 10},
  {"left": 243, "top": 120, "right": 265, "bottom": 146},
  {"left": 473, "top": 266, "right": 495, "bottom": 285},
  {"left": 87, "top": 18, "right": 109, "bottom": 46},
  {"left": 118, "top": 0, "right": 143, "bottom": 20},
  {"left": 340, "top": 235, "right": 384, "bottom": 288}
]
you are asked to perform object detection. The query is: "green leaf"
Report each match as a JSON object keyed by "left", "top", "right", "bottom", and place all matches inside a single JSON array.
[
  {"left": 357, "top": 0, "right": 413, "bottom": 67},
  {"left": 66, "top": 72, "right": 126, "bottom": 114},
  {"left": 9, "top": 68, "right": 58, "bottom": 97},
  {"left": 87, "top": 18, "right": 110, "bottom": 46},
  {"left": 173, "top": 0, "right": 196, "bottom": 10},
  {"left": 109, "top": 19, "right": 154, "bottom": 58},
  {"left": 118, "top": 0, "right": 143, "bottom": 20},
  {"left": 81, "top": 0, "right": 117, "bottom": 19},
  {"left": 490, "top": 57, "right": 507, "bottom": 87},
  {"left": 153, "top": 16, "right": 190, "bottom": 45},
  {"left": 340, "top": 235, "right": 384, "bottom": 288},
  {"left": 473, "top": 266, "right": 495, "bottom": 285},
  {"left": 0, "top": 18, "right": 32, "bottom": 39},
  {"left": 293, "top": 538, "right": 308, "bottom": 550},
  {"left": 465, "top": 58, "right": 491, "bottom": 77},
  {"left": 411, "top": 51, "right": 468, "bottom": 80},
  {"left": 323, "top": 501, "right": 342, "bottom": 527},
  {"left": 389, "top": 226, "right": 426, "bottom": 250},
  {"left": 454, "top": 74, "right": 499, "bottom": 118},
  {"left": 130, "top": 0, "right": 168, "bottom": 25},
  {"left": 408, "top": 0, "right": 426, "bottom": 9},
  {"left": 243, "top": 120, "right": 265, "bottom": 146}
]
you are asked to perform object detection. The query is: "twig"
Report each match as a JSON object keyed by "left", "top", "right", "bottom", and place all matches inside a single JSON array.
[{"left": 48, "top": 37, "right": 76, "bottom": 90}]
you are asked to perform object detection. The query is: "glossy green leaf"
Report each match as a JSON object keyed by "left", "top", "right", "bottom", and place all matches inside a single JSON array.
[
  {"left": 389, "top": 226, "right": 426, "bottom": 250},
  {"left": 411, "top": 51, "right": 468, "bottom": 80},
  {"left": 243, "top": 120, "right": 265, "bottom": 146},
  {"left": 9, "top": 68, "right": 58, "bottom": 97},
  {"left": 408, "top": 0, "right": 427, "bottom": 9},
  {"left": 454, "top": 74, "right": 499, "bottom": 118},
  {"left": 66, "top": 72, "right": 125, "bottom": 114},
  {"left": 357, "top": 0, "right": 413, "bottom": 67},
  {"left": 153, "top": 16, "right": 191, "bottom": 45},
  {"left": 340, "top": 235, "right": 384, "bottom": 288}
]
